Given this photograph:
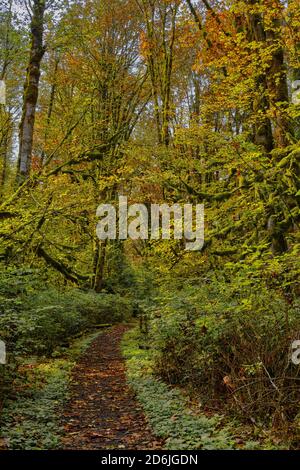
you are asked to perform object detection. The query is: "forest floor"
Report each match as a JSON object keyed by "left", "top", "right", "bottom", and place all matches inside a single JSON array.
[
  {"left": 61, "top": 325, "right": 162, "bottom": 450},
  {"left": 1, "top": 323, "right": 278, "bottom": 450}
]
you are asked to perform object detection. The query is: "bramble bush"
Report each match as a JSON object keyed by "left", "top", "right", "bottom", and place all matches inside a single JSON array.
[{"left": 145, "top": 262, "right": 300, "bottom": 434}]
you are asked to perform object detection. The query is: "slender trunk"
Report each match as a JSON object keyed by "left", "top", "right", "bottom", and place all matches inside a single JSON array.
[
  {"left": 139, "top": 0, "right": 177, "bottom": 146},
  {"left": 0, "top": 128, "right": 9, "bottom": 201},
  {"left": 16, "top": 0, "right": 46, "bottom": 185},
  {"left": 93, "top": 239, "right": 107, "bottom": 292},
  {"left": 0, "top": 109, "right": 12, "bottom": 201},
  {"left": 0, "top": 0, "right": 13, "bottom": 80},
  {"left": 42, "top": 57, "right": 59, "bottom": 165},
  {"left": 0, "top": 2, "right": 13, "bottom": 200}
]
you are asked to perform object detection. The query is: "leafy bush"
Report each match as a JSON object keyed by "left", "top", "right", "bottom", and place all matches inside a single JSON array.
[
  {"left": 0, "top": 268, "right": 133, "bottom": 356},
  {"left": 147, "top": 273, "right": 300, "bottom": 431},
  {"left": 13, "top": 305, "right": 87, "bottom": 355},
  {"left": 58, "top": 289, "right": 133, "bottom": 325}
]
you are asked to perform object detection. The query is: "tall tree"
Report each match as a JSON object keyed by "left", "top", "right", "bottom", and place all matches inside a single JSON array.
[
  {"left": 16, "top": 0, "right": 46, "bottom": 185},
  {"left": 137, "top": 0, "right": 179, "bottom": 145}
]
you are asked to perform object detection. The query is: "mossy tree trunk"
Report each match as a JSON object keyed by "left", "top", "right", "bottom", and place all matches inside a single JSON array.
[
  {"left": 247, "top": 0, "right": 274, "bottom": 152},
  {"left": 16, "top": 0, "right": 46, "bottom": 185}
]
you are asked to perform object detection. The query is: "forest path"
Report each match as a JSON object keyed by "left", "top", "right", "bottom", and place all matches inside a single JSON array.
[{"left": 61, "top": 324, "right": 161, "bottom": 450}]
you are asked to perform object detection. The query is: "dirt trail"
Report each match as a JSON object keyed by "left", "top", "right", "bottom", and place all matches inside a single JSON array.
[{"left": 62, "top": 324, "right": 161, "bottom": 450}]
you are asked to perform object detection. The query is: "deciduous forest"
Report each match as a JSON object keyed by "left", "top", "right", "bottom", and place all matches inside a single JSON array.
[{"left": 0, "top": 0, "right": 300, "bottom": 452}]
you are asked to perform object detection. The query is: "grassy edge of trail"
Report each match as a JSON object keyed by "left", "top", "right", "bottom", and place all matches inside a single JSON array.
[
  {"left": 122, "top": 327, "right": 288, "bottom": 450},
  {"left": 0, "top": 329, "right": 102, "bottom": 450},
  {"left": 121, "top": 326, "right": 236, "bottom": 450}
]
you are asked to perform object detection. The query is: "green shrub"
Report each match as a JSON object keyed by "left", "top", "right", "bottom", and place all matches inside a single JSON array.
[
  {"left": 58, "top": 289, "right": 133, "bottom": 324},
  {"left": 0, "top": 269, "right": 133, "bottom": 357},
  {"left": 148, "top": 277, "right": 300, "bottom": 427},
  {"left": 14, "top": 305, "right": 87, "bottom": 355}
]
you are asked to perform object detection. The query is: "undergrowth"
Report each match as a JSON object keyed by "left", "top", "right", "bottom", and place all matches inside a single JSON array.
[
  {"left": 121, "top": 327, "right": 236, "bottom": 450},
  {"left": 0, "top": 330, "right": 100, "bottom": 450}
]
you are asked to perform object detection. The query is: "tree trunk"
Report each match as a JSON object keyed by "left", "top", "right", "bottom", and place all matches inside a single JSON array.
[
  {"left": 264, "top": 0, "right": 291, "bottom": 148},
  {"left": 0, "top": 111, "right": 10, "bottom": 201},
  {"left": 93, "top": 239, "right": 107, "bottom": 292},
  {"left": 41, "top": 56, "right": 59, "bottom": 165},
  {"left": 247, "top": 0, "right": 274, "bottom": 152},
  {"left": 16, "top": 0, "right": 46, "bottom": 185}
]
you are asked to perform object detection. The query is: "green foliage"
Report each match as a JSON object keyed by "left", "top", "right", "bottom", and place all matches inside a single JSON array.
[
  {"left": 104, "top": 242, "right": 136, "bottom": 292},
  {"left": 122, "top": 328, "right": 235, "bottom": 450},
  {"left": 1, "top": 0, "right": 300, "bottom": 450},
  {"left": 143, "top": 268, "right": 300, "bottom": 432},
  {"left": 61, "top": 289, "right": 133, "bottom": 325},
  {"left": 1, "top": 361, "right": 69, "bottom": 449},
  {"left": 0, "top": 331, "right": 100, "bottom": 450},
  {"left": 0, "top": 267, "right": 133, "bottom": 356}
]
